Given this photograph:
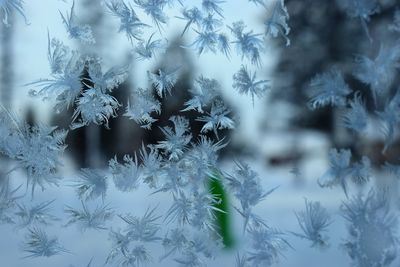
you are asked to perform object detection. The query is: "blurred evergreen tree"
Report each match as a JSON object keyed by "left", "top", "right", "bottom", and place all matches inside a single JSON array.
[{"left": 270, "top": 0, "right": 400, "bottom": 161}]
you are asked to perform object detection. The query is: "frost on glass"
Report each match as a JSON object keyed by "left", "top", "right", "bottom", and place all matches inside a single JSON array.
[
  {"left": 353, "top": 45, "right": 400, "bottom": 106},
  {"left": 196, "top": 101, "right": 235, "bottom": 139},
  {"left": 28, "top": 41, "right": 129, "bottom": 130},
  {"left": 229, "top": 21, "right": 264, "bottom": 66},
  {"left": 6, "top": 0, "right": 400, "bottom": 266},
  {"left": 336, "top": 0, "right": 379, "bottom": 41},
  {"left": 109, "top": 154, "right": 141, "bottom": 192},
  {"left": 182, "top": 76, "right": 220, "bottom": 113},
  {"left": 15, "top": 200, "right": 58, "bottom": 229},
  {"left": 64, "top": 201, "right": 113, "bottom": 231},
  {"left": 226, "top": 161, "right": 279, "bottom": 232},
  {"left": 133, "top": 0, "right": 168, "bottom": 31},
  {"left": 0, "top": 179, "right": 20, "bottom": 224},
  {"left": 0, "top": 0, "right": 28, "bottom": 25},
  {"left": 59, "top": 1, "right": 95, "bottom": 44},
  {"left": 341, "top": 190, "right": 399, "bottom": 267},
  {"left": 156, "top": 116, "right": 192, "bottom": 161},
  {"left": 106, "top": 0, "right": 149, "bottom": 43},
  {"left": 107, "top": 206, "right": 161, "bottom": 266},
  {"left": 28, "top": 37, "right": 84, "bottom": 112},
  {"left": 22, "top": 228, "right": 67, "bottom": 258},
  {"left": 341, "top": 92, "right": 368, "bottom": 134},
  {"left": 307, "top": 67, "right": 351, "bottom": 110},
  {"left": 389, "top": 9, "right": 400, "bottom": 32},
  {"left": 0, "top": 110, "right": 67, "bottom": 197},
  {"left": 176, "top": 7, "right": 203, "bottom": 37},
  {"left": 292, "top": 199, "right": 332, "bottom": 248},
  {"left": 148, "top": 67, "right": 180, "bottom": 98},
  {"left": 376, "top": 90, "right": 400, "bottom": 153},
  {"left": 317, "top": 149, "right": 371, "bottom": 197},
  {"left": 246, "top": 225, "right": 291, "bottom": 267},
  {"left": 233, "top": 65, "right": 270, "bottom": 107},
  {"left": 74, "top": 169, "right": 108, "bottom": 202},
  {"left": 134, "top": 33, "right": 166, "bottom": 60},
  {"left": 264, "top": 0, "right": 290, "bottom": 46}
]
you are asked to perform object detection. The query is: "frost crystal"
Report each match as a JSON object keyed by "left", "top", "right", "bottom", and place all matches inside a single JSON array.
[
  {"left": 341, "top": 92, "right": 368, "bottom": 134},
  {"left": 188, "top": 28, "right": 230, "bottom": 57},
  {"left": 318, "top": 149, "right": 371, "bottom": 197},
  {"left": 376, "top": 90, "right": 400, "bottom": 153},
  {"left": 107, "top": 207, "right": 160, "bottom": 266},
  {"left": 165, "top": 190, "right": 222, "bottom": 232},
  {"left": 156, "top": 116, "right": 192, "bottom": 160},
  {"left": 185, "top": 136, "right": 226, "bottom": 183},
  {"left": 60, "top": 1, "right": 95, "bottom": 44},
  {"left": 196, "top": 101, "right": 235, "bottom": 139},
  {"left": 226, "top": 161, "right": 278, "bottom": 231},
  {"left": 182, "top": 76, "right": 220, "bottom": 113},
  {"left": 148, "top": 67, "right": 180, "bottom": 98},
  {"left": 64, "top": 201, "right": 113, "bottom": 231},
  {"left": 165, "top": 191, "right": 192, "bottom": 225},
  {"left": 201, "top": 13, "right": 223, "bottom": 32},
  {"left": 161, "top": 228, "right": 188, "bottom": 260},
  {"left": 341, "top": 190, "right": 398, "bottom": 267},
  {"left": 119, "top": 206, "right": 161, "bottom": 242},
  {"left": 247, "top": 225, "right": 291, "bottom": 267},
  {"left": 134, "top": 0, "right": 168, "bottom": 31},
  {"left": 308, "top": 67, "right": 351, "bottom": 109},
  {"left": 125, "top": 88, "right": 161, "bottom": 129},
  {"left": 389, "top": 9, "right": 400, "bottom": 32},
  {"left": 336, "top": 0, "right": 379, "bottom": 41},
  {"left": 22, "top": 228, "right": 67, "bottom": 258},
  {"left": 182, "top": 8, "right": 229, "bottom": 57},
  {"left": 15, "top": 200, "right": 58, "bottom": 228},
  {"left": 0, "top": 180, "right": 20, "bottom": 224},
  {"left": 202, "top": 0, "right": 225, "bottom": 18},
  {"left": 106, "top": 0, "right": 148, "bottom": 43},
  {"left": 28, "top": 40, "right": 84, "bottom": 112},
  {"left": 292, "top": 199, "right": 332, "bottom": 248},
  {"left": 383, "top": 162, "right": 400, "bottom": 180},
  {"left": 0, "top": 0, "right": 28, "bottom": 25},
  {"left": 109, "top": 154, "right": 141, "bottom": 192},
  {"left": 72, "top": 60, "right": 129, "bottom": 129},
  {"left": 248, "top": 0, "right": 266, "bottom": 8},
  {"left": 0, "top": 110, "right": 66, "bottom": 203},
  {"left": 229, "top": 21, "right": 264, "bottom": 65},
  {"left": 264, "top": 0, "right": 290, "bottom": 46},
  {"left": 72, "top": 87, "right": 120, "bottom": 129},
  {"left": 353, "top": 45, "right": 400, "bottom": 106},
  {"left": 47, "top": 33, "right": 69, "bottom": 75},
  {"left": 233, "top": 65, "right": 270, "bottom": 107},
  {"left": 134, "top": 33, "right": 165, "bottom": 60},
  {"left": 139, "top": 144, "right": 162, "bottom": 188},
  {"left": 176, "top": 7, "right": 203, "bottom": 36},
  {"left": 74, "top": 169, "right": 108, "bottom": 201},
  {"left": 29, "top": 40, "right": 129, "bottom": 130},
  {"left": 318, "top": 149, "right": 351, "bottom": 195}
]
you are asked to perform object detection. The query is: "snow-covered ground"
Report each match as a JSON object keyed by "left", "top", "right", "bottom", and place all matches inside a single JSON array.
[{"left": 0, "top": 130, "right": 351, "bottom": 267}]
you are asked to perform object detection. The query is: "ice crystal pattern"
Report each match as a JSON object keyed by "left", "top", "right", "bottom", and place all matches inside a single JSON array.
[
  {"left": 308, "top": 67, "right": 351, "bottom": 110},
  {"left": 5, "top": 1, "right": 400, "bottom": 267},
  {"left": 341, "top": 190, "right": 399, "bottom": 267},
  {"left": 292, "top": 199, "right": 332, "bottom": 248}
]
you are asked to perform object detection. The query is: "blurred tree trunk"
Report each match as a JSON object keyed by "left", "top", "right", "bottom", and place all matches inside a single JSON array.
[{"left": 80, "top": 0, "right": 106, "bottom": 168}]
